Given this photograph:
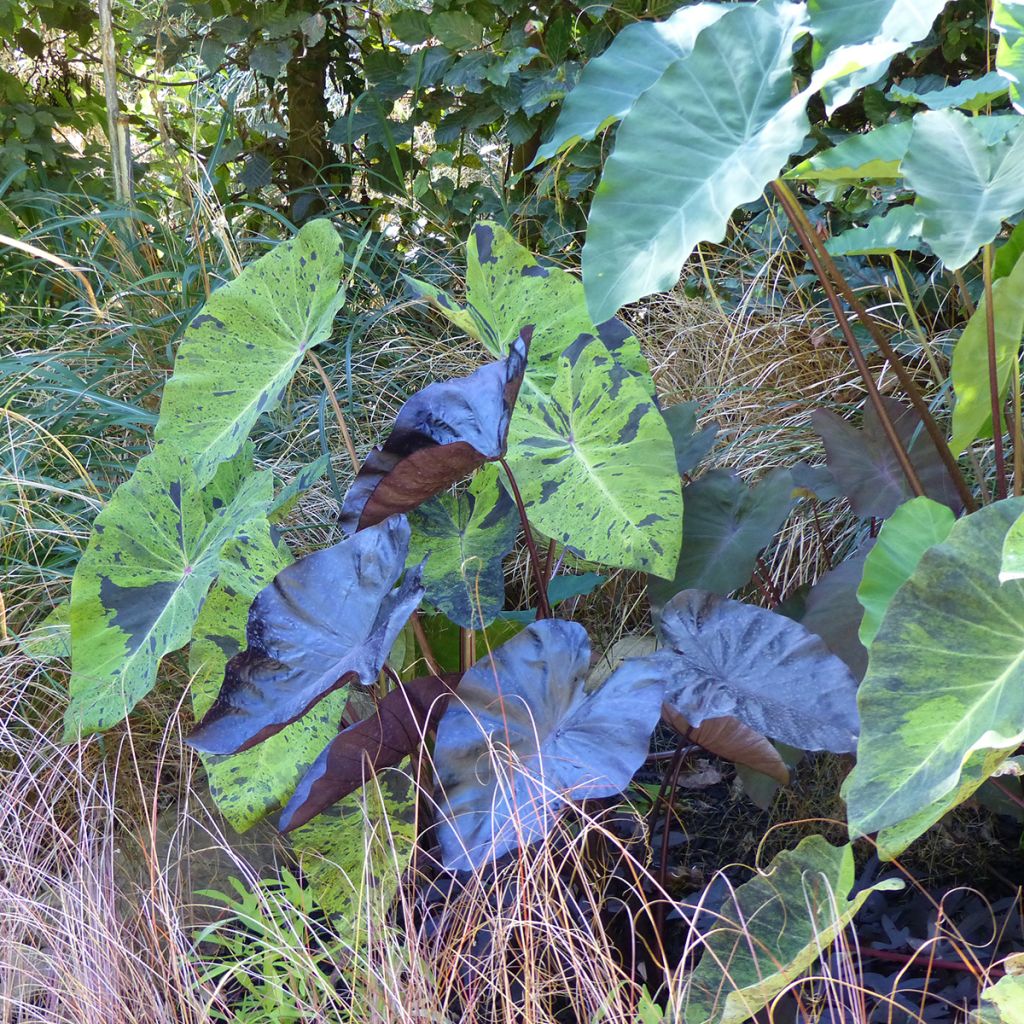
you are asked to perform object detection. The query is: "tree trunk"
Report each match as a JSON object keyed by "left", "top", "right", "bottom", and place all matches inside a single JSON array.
[{"left": 285, "top": 12, "right": 331, "bottom": 222}]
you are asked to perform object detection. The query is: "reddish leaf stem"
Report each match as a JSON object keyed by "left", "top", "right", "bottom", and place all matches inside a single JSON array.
[{"left": 500, "top": 457, "right": 553, "bottom": 619}]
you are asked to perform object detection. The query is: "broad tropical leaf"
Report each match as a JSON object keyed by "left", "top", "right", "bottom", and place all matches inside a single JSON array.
[
  {"left": 684, "top": 838, "right": 903, "bottom": 1024},
  {"left": 811, "top": 396, "right": 960, "bottom": 518},
  {"left": 649, "top": 468, "right": 795, "bottom": 609},
  {"left": 801, "top": 548, "right": 872, "bottom": 680},
  {"left": 531, "top": 3, "right": 728, "bottom": 165},
  {"left": 506, "top": 339, "right": 683, "bottom": 578},
  {"left": 994, "top": 0, "right": 1024, "bottom": 113},
  {"left": 188, "top": 516, "right": 424, "bottom": 756},
  {"left": 949, "top": 249, "right": 1024, "bottom": 456},
  {"left": 825, "top": 205, "right": 925, "bottom": 256},
  {"left": 655, "top": 590, "right": 859, "bottom": 753},
  {"left": 903, "top": 109, "right": 1024, "bottom": 269},
  {"left": 340, "top": 335, "right": 529, "bottom": 533},
  {"left": 887, "top": 71, "right": 1008, "bottom": 110},
  {"left": 662, "top": 401, "right": 719, "bottom": 477},
  {"left": 280, "top": 673, "right": 461, "bottom": 831},
  {"left": 154, "top": 220, "right": 346, "bottom": 488},
  {"left": 787, "top": 120, "right": 911, "bottom": 183},
  {"left": 406, "top": 465, "right": 519, "bottom": 629},
  {"left": 857, "top": 497, "right": 955, "bottom": 647},
  {"left": 66, "top": 443, "right": 272, "bottom": 738},
  {"left": 978, "top": 971, "right": 1024, "bottom": 1023},
  {"left": 845, "top": 498, "right": 1024, "bottom": 851},
  {"left": 1001, "top": 508, "right": 1024, "bottom": 580},
  {"left": 434, "top": 619, "right": 664, "bottom": 870},
  {"left": 582, "top": 1, "right": 812, "bottom": 322}
]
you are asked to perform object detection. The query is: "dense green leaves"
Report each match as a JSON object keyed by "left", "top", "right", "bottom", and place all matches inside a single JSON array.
[
  {"left": 857, "top": 497, "right": 954, "bottom": 648},
  {"left": 506, "top": 339, "right": 682, "bottom": 578},
  {"left": 154, "top": 220, "right": 346, "bottom": 488},
  {"left": 903, "top": 110, "right": 1024, "bottom": 270},
  {"left": 948, "top": 249, "right": 1024, "bottom": 456},
  {"left": 406, "top": 466, "right": 519, "bottom": 629},
  {"left": 684, "top": 838, "right": 902, "bottom": 1024},
  {"left": 66, "top": 443, "right": 272, "bottom": 738},
  {"left": 845, "top": 498, "right": 1024, "bottom": 854},
  {"left": 583, "top": 1, "right": 811, "bottom": 322}
]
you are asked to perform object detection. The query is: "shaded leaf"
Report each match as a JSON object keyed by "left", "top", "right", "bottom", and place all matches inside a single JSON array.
[
  {"left": 994, "top": 0, "right": 1024, "bottom": 113},
  {"left": 66, "top": 444, "right": 272, "bottom": 738},
  {"left": 506, "top": 338, "right": 683, "bottom": 578},
  {"left": 735, "top": 742, "right": 804, "bottom": 810},
  {"left": 340, "top": 335, "right": 529, "bottom": 533},
  {"left": 949, "top": 249, "right": 1024, "bottom": 456},
  {"left": 655, "top": 590, "right": 860, "bottom": 753},
  {"left": 904, "top": 109, "right": 1024, "bottom": 270},
  {"left": 790, "top": 461, "right": 843, "bottom": 501},
  {"left": 649, "top": 468, "right": 795, "bottom": 609},
  {"left": 684, "top": 838, "right": 903, "bottom": 1024},
  {"left": 662, "top": 401, "right": 719, "bottom": 477},
  {"left": 154, "top": 220, "right": 346, "bottom": 489},
  {"left": 18, "top": 603, "right": 70, "bottom": 662},
  {"left": 845, "top": 498, "right": 1024, "bottom": 853},
  {"left": 250, "top": 39, "right": 292, "bottom": 78},
  {"left": 279, "top": 673, "right": 461, "bottom": 832},
  {"left": 188, "top": 516, "right": 424, "bottom": 756},
  {"left": 801, "top": 548, "right": 871, "bottom": 680},
  {"left": 406, "top": 464, "right": 519, "bottom": 629},
  {"left": 434, "top": 619, "right": 664, "bottom": 870},
  {"left": 857, "top": 496, "right": 955, "bottom": 647},
  {"left": 532, "top": 3, "right": 728, "bottom": 165},
  {"left": 825, "top": 205, "right": 925, "bottom": 256},
  {"left": 811, "top": 396, "right": 960, "bottom": 517}
]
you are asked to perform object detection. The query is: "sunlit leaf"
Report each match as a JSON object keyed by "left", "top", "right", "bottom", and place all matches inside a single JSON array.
[
  {"left": 994, "top": 0, "right": 1024, "bottom": 113},
  {"left": 825, "top": 205, "right": 925, "bottom": 256},
  {"left": 887, "top": 70, "right": 1008, "bottom": 110}
]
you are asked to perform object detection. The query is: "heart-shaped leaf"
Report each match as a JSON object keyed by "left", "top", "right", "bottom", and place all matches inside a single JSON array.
[
  {"left": 188, "top": 516, "right": 424, "bottom": 756},
  {"left": 406, "top": 464, "right": 519, "bottom": 629},
  {"left": 655, "top": 590, "right": 860, "bottom": 753},
  {"left": 433, "top": 619, "right": 664, "bottom": 871},
  {"left": 279, "top": 672, "right": 462, "bottom": 831},
  {"left": 340, "top": 335, "right": 529, "bottom": 533},
  {"left": 811, "top": 396, "right": 960, "bottom": 518}
]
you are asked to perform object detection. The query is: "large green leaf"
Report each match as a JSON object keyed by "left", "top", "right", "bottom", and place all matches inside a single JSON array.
[
  {"left": 683, "top": 837, "right": 902, "bottom": 1024},
  {"left": 406, "top": 464, "right": 519, "bottom": 629},
  {"left": 807, "top": 0, "right": 951, "bottom": 112},
  {"left": 845, "top": 498, "right": 1024, "bottom": 850},
  {"left": 582, "top": 1, "right": 812, "bottom": 323},
  {"left": 856, "top": 496, "right": 955, "bottom": 648},
  {"left": 506, "top": 339, "right": 682, "bottom": 578},
  {"left": 994, "top": 0, "right": 1024, "bottom": 114},
  {"left": 903, "top": 109, "right": 1024, "bottom": 270},
  {"left": 978, "top": 972, "right": 1024, "bottom": 1023},
  {"left": 1001, "top": 508, "right": 1024, "bottom": 580},
  {"left": 948, "top": 249, "right": 1024, "bottom": 455},
  {"left": 66, "top": 443, "right": 272, "bottom": 738},
  {"left": 189, "top": 525, "right": 347, "bottom": 832},
  {"left": 154, "top": 220, "right": 346, "bottom": 487},
  {"left": 531, "top": 3, "right": 728, "bottom": 165},
  {"left": 887, "top": 71, "right": 1008, "bottom": 111},
  {"left": 787, "top": 121, "right": 912, "bottom": 183},
  {"left": 825, "top": 205, "right": 925, "bottom": 256}
]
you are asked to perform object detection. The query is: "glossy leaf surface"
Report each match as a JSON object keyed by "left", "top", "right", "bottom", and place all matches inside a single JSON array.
[
  {"left": 846, "top": 498, "right": 1024, "bottom": 852},
  {"left": 434, "top": 619, "right": 664, "bottom": 870},
  {"left": 340, "top": 336, "right": 528, "bottom": 533},
  {"left": 188, "top": 516, "right": 424, "bottom": 756},
  {"left": 656, "top": 590, "right": 860, "bottom": 753}
]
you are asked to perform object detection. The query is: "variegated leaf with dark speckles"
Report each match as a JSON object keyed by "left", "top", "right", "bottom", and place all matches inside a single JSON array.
[
  {"left": 187, "top": 515, "right": 424, "bottom": 756},
  {"left": 190, "top": 523, "right": 347, "bottom": 833},
  {"left": 154, "top": 219, "right": 346, "bottom": 488},
  {"left": 66, "top": 442, "right": 273, "bottom": 739},
  {"left": 505, "top": 339, "right": 682, "bottom": 578},
  {"left": 655, "top": 590, "right": 859, "bottom": 753},
  {"left": 434, "top": 619, "right": 664, "bottom": 871},
  {"left": 406, "top": 464, "right": 519, "bottom": 629},
  {"left": 845, "top": 498, "right": 1024, "bottom": 855}
]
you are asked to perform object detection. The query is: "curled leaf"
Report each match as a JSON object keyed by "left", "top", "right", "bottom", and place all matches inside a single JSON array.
[
  {"left": 188, "top": 516, "right": 424, "bottom": 756},
  {"left": 341, "top": 334, "right": 530, "bottom": 533}
]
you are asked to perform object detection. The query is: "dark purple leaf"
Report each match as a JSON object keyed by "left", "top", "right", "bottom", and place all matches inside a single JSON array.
[
  {"left": 811, "top": 396, "right": 960, "bottom": 518},
  {"left": 801, "top": 547, "right": 873, "bottom": 681},
  {"left": 279, "top": 672, "right": 462, "bottom": 831},
  {"left": 340, "top": 333, "right": 530, "bottom": 533},
  {"left": 188, "top": 516, "right": 424, "bottom": 756}
]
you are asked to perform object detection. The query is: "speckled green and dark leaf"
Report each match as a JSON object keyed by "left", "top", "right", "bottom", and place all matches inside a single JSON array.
[
  {"left": 434, "top": 619, "right": 664, "bottom": 871},
  {"left": 655, "top": 590, "right": 860, "bottom": 753},
  {"left": 649, "top": 468, "right": 795, "bottom": 610},
  {"left": 684, "top": 838, "right": 902, "bottom": 1024},
  {"left": 188, "top": 515, "right": 424, "bottom": 756},
  {"left": 154, "top": 219, "right": 346, "bottom": 488},
  {"left": 845, "top": 498, "right": 1024, "bottom": 849},
  {"left": 406, "top": 465, "right": 519, "bottom": 629},
  {"left": 340, "top": 335, "right": 528, "bottom": 533},
  {"left": 505, "top": 339, "right": 682, "bottom": 578},
  {"left": 279, "top": 671, "right": 461, "bottom": 832},
  {"left": 66, "top": 442, "right": 273, "bottom": 738},
  {"left": 811, "top": 396, "right": 960, "bottom": 518},
  {"left": 189, "top": 524, "right": 347, "bottom": 832}
]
